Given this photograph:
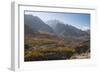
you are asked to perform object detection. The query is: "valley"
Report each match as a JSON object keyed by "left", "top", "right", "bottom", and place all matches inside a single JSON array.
[{"left": 24, "top": 14, "right": 90, "bottom": 61}]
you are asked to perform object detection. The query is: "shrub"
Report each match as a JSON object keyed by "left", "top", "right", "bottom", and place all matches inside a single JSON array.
[{"left": 24, "top": 47, "right": 75, "bottom": 61}]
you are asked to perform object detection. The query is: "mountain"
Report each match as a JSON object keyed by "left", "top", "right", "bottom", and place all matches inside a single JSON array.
[
  {"left": 46, "top": 20, "right": 65, "bottom": 29},
  {"left": 63, "top": 24, "right": 89, "bottom": 37},
  {"left": 24, "top": 14, "right": 89, "bottom": 43},
  {"left": 46, "top": 20, "right": 66, "bottom": 35},
  {"left": 85, "top": 29, "right": 90, "bottom": 34},
  {"left": 24, "top": 14, "right": 54, "bottom": 33},
  {"left": 46, "top": 20, "right": 89, "bottom": 37}
]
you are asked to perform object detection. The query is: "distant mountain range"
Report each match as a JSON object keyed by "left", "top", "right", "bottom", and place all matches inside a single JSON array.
[
  {"left": 24, "top": 14, "right": 90, "bottom": 39},
  {"left": 46, "top": 20, "right": 89, "bottom": 37}
]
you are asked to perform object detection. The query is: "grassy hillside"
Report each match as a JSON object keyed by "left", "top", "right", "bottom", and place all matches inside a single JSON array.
[{"left": 24, "top": 32, "right": 90, "bottom": 61}]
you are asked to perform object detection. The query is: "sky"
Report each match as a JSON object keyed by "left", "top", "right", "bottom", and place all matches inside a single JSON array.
[{"left": 25, "top": 11, "right": 90, "bottom": 30}]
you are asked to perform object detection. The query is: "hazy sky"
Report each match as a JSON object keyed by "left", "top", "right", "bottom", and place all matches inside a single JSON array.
[{"left": 25, "top": 11, "right": 90, "bottom": 30}]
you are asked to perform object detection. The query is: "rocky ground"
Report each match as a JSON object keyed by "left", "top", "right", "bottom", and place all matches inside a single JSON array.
[{"left": 70, "top": 52, "right": 90, "bottom": 59}]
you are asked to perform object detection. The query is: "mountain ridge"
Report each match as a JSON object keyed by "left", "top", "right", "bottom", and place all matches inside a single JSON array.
[{"left": 24, "top": 14, "right": 90, "bottom": 39}]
